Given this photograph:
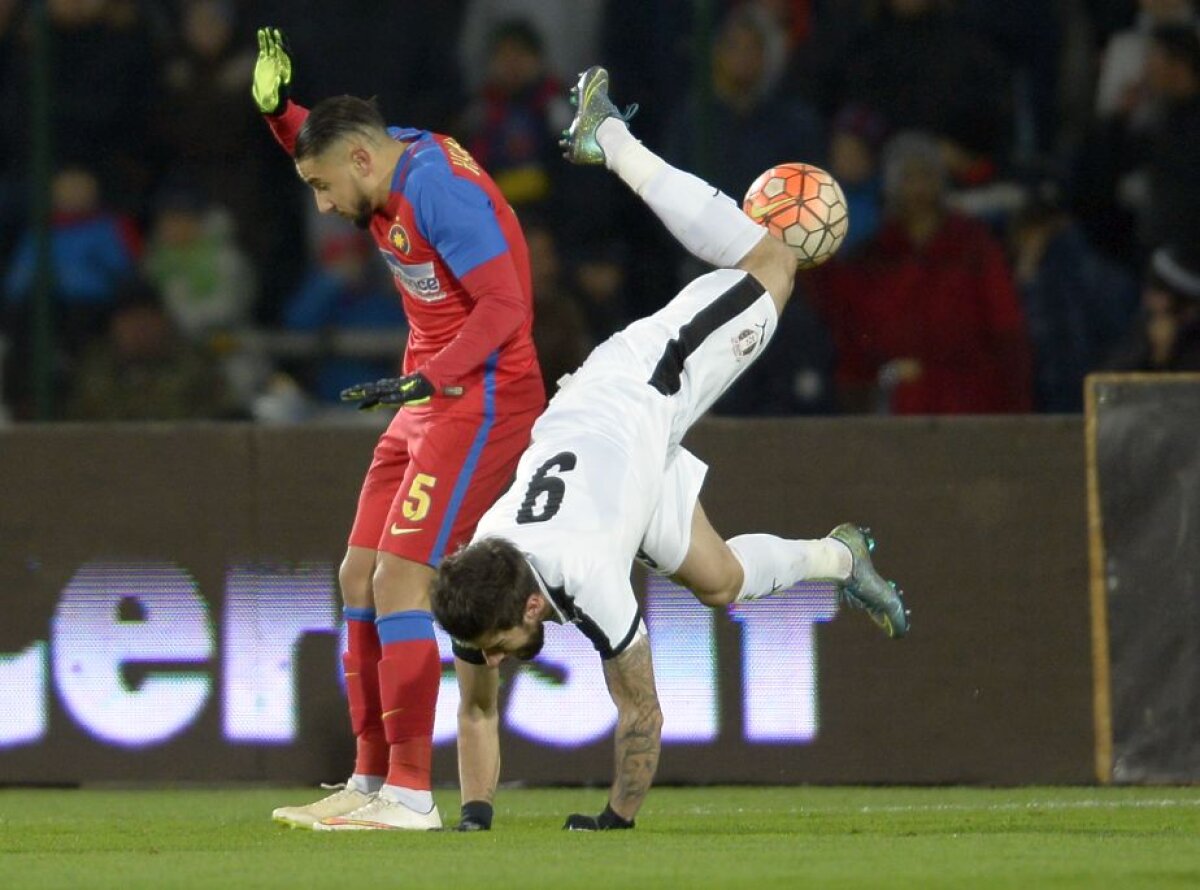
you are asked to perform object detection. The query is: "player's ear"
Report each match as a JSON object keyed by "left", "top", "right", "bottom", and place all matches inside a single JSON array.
[
  {"left": 524, "top": 591, "right": 545, "bottom": 623},
  {"left": 348, "top": 143, "right": 372, "bottom": 176}
]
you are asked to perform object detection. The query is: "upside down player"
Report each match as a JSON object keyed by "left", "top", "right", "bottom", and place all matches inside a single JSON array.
[
  {"left": 252, "top": 29, "right": 544, "bottom": 830},
  {"left": 427, "top": 68, "right": 911, "bottom": 831}
]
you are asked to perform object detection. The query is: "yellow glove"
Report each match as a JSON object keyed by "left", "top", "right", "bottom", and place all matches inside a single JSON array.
[{"left": 252, "top": 27, "right": 293, "bottom": 115}]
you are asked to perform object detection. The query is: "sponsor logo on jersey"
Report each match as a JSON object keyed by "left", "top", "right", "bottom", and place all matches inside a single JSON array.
[
  {"left": 388, "top": 223, "right": 410, "bottom": 254},
  {"left": 379, "top": 252, "right": 446, "bottom": 302}
]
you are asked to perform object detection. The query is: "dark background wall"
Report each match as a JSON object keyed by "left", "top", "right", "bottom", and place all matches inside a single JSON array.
[{"left": 0, "top": 417, "right": 1094, "bottom": 785}]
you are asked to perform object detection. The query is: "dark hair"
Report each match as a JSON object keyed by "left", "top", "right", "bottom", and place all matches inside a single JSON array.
[
  {"left": 1151, "top": 24, "right": 1200, "bottom": 80},
  {"left": 488, "top": 17, "right": 543, "bottom": 56},
  {"left": 431, "top": 538, "right": 535, "bottom": 641},
  {"left": 294, "top": 95, "right": 388, "bottom": 161}
]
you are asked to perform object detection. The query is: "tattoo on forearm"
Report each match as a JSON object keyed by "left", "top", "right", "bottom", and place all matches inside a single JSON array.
[{"left": 603, "top": 637, "right": 662, "bottom": 817}]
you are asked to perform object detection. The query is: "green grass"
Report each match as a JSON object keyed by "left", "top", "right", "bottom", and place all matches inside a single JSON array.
[{"left": 2, "top": 786, "right": 1198, "bottom": 889}]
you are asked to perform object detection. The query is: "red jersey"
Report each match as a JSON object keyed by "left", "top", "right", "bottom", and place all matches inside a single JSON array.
[
  {"left": 814, "top": 213, "right": 1033, "bottom": 414},
  {"left": 266, "top": 103, "right": 544, "bottom": 416}
]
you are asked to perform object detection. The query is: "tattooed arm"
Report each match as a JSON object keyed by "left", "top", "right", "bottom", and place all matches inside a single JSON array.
[{"left": 601, "top": 634, "right": 663, "bottom": 821}]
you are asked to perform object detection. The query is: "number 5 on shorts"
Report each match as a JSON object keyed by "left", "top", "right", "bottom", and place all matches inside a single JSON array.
[{"left": 403, "top": 473, "right": 437, "bottom": 522}]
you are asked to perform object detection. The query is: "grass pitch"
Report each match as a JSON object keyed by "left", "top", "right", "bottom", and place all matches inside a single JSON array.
[{"left": 2, "top": 786, "right": 1198, "bottom": 889}]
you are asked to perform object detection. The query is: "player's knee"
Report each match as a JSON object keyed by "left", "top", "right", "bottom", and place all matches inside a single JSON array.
[
  {"left": 371, "top": 555, "right": 433, "bottom": 613},
  {"left": 688, "top": 559, "right": 743, "bottom": 609},
  {"left": 338, "top": 552, "right": 373, "bottom": 608}
]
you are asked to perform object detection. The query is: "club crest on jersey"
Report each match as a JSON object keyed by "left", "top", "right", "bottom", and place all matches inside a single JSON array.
[
  {"left": 388, "top": 223, "right": 410, "bottom": 254},
  {"left": 732, "top": 328, "right": 759, "bottom": 360},
  {"left": 731, "top": 320, "right": 769, "bottom": 361}
]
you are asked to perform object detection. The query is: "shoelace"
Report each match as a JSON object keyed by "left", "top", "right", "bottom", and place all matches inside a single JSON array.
[{"left": 615, "top": 102, "right": 639, "bottom": 123}]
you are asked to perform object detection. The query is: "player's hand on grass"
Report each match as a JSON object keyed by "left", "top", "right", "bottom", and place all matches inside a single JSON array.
[
  {"left": 252, "top": 26, "right": 292, "bottom": 115},
  {"left": 340, "top": 373, "right": 436, "bottom": 410},
  {"left": 455, "top": 801, "right": 493, "bottom": 831},
  {"left": 563, "top": 803, "right": 634, "bottom": 831}
]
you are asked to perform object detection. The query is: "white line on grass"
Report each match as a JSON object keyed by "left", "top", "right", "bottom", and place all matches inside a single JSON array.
[{"left": 850, "top": 798, "right": 1200, "bottom": 815}]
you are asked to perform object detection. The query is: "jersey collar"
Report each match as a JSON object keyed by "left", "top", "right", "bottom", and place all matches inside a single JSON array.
[{"left": 524, "top": 555, "right": 567, "bottom": 626}]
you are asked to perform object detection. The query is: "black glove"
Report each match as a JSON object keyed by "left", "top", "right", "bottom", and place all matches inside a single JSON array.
[
  {"left": 340, "top": 373, "right": 435, "bottom": 410},
  {"left": 455, "top": 800, "right": 493, "bottom": 831},
  {"left": 563, "top": 803, "right": 634, "bottom": 831}
]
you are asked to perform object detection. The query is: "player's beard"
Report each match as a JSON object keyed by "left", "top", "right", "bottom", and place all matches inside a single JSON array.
[
  {"left": 513, "top": 624, "right": 545, "bottom": 662},
  {"left": 350, "top": 192, "right": 373, "bottom": 230}
]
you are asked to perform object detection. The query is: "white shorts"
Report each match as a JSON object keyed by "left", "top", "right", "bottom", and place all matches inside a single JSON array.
[{"left": 636, "top": 446, "right": 708, "bottom": 575}]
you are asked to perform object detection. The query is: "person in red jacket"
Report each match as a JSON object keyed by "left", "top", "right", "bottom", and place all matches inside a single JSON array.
[
  {"left": 815, "top": 131, "right": 1033, "bottom": 414},
  {"left": 253, "top": 28, "right": 544, "bottom": 831}
]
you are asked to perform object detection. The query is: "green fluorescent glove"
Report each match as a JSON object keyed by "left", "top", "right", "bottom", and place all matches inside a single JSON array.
[
  {"left": 252, "top": 26, "right": 293, "bottom": 115},
  {"left": 340, "top": 374, "right": 436, "bottom": 411}
]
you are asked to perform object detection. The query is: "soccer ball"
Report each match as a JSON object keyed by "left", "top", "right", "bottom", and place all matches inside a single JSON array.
[{"left": 742, "top": 163, "right": 849, "bottom": 269}]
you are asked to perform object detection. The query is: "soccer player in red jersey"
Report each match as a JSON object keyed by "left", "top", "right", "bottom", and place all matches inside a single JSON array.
[{"left": 253, "top": 28, "right": 544, "bottom": 831}]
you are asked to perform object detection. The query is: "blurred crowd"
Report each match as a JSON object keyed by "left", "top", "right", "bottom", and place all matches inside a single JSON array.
[{"left": 2, "top": 0, "right": 1200, "bottom": 423}]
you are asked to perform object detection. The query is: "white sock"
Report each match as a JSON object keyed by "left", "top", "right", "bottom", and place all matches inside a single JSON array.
[
  {"left": 379, "top": 784, "right": 434, "bottom": 814},
  {"left": 728, "top": 534, "right": 853, "bottom": 603},
  {"left": 348, "top": 773, "right": 383, "bottom": 794},
  {"left": 596, "top": 117, "right": 766, "bottom": 268}
]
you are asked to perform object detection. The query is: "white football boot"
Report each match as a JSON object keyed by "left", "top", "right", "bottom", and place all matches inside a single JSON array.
[
  {"left": 272, "top": 783, "right": 375, "bottom": 829},
  {"left": 314, "top": 793, "right": 443, "bottom": 831}
]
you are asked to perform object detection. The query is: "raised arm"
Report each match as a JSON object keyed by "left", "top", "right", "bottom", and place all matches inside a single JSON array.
[
  {"left": 564, "top": 633, "right": 663, "bottom": 830},
  {"left": 252, "top": 26, "right": 308, "bottom": 155}
]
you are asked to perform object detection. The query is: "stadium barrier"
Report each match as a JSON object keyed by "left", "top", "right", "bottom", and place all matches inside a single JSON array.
[
  {"left": 1086, "top": 374, "right": 1200, "bottom": 784},
  {"left": 0, "top": 416, "right": 1096, "bottom": 786}
]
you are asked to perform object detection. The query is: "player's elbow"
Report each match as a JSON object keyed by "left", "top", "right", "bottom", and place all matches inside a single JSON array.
[{"left": 622, "top": 699, "right": 663, "bottom": 740}]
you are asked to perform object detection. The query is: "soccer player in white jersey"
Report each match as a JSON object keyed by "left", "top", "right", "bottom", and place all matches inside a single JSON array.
[{"left": 427, "top": 67, "right": 910, "bottom": 832}]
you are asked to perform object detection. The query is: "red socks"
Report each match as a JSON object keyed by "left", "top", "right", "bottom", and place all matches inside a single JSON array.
[
  {"left": 342, "top": 609, "right": 387, "bottom": 777},
  {"left": 375, "top": 610, "right": 440, "bottom": 790}
]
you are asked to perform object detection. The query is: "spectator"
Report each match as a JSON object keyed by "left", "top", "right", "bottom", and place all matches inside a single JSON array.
[
  {"left": 828, "top": 0, "right": 1013, "bottom": 181},
  {"left": 1140, "top": 23, "right": 1200, "bottom": 251},
  {"left": 814, "top": 131, "right": 1033, "bottom": 414},
  {"left": 457, "top": 0, "right": 603, "bottom": 94},
  {"left": 155, "top": 0, "right": 275, "bottom": 283},
  {"left": 65, "top": 278, "right": 235, "bottom": 420},
  {"left": 958, "top": 0, "right": 1065, "bottom": 159},
  {"left": 281, "top": 230, "right": 407, "bottom": 403},
  {"left": 254, "top": 0, "right": 465, "bottom": 131},
  {"left": 521, "top": 216, "right": 591, "bottom": 396},
  {"left": 5, "top": 165, "right": 140, "bottom": 355},
  {"left": 663, "top": 3, "right": 826, "bottom": 201},
  {"left": 1106, "top": 244, "right": 1200, "bottom": 371},
  {"left": 142, "top": 183, "right": 255, "bottom": 341},
  {"left": 1076, "top": 21, "right": 1200, "bottom": 264},
  {"left": 1010, "top": 183, "right": 1140, "bottom": 412},
  {"left": 3, "top": 0, "right": 163, "bottom": 213},
  {"left": 1095, "top": 0, "right": 1196, "bottom": 130},
  {"left": 459, "top": 18, "right": 573, "bottom": 213},
  {"left": 827, "top": 103, "right": 888, "bottom": 254}
]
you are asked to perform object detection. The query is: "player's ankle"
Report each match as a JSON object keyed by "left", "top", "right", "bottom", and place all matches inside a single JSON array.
[
  {"left": 598, "top": 118, "right": 663, "bottom": 189},
  {"left": 380, "top": 784, "right": 434, "bottom": 814}
]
